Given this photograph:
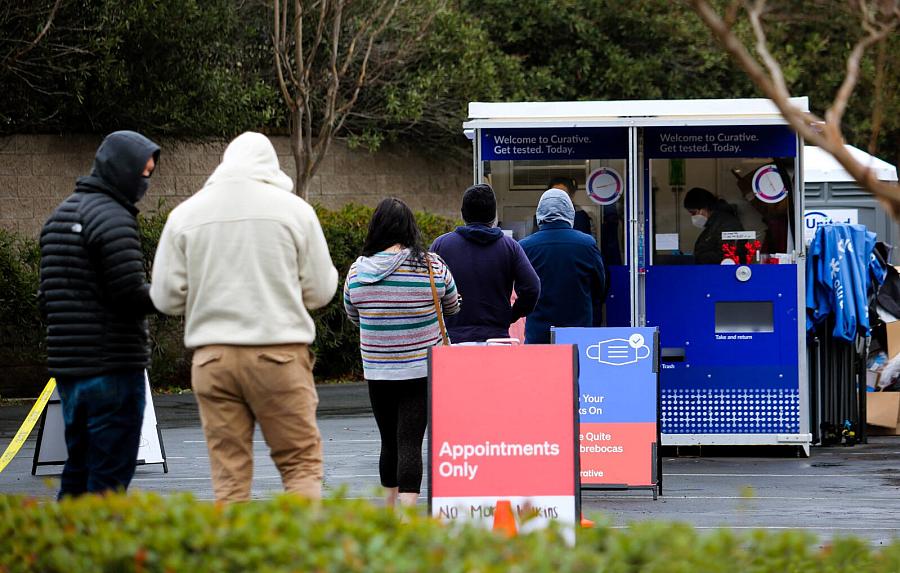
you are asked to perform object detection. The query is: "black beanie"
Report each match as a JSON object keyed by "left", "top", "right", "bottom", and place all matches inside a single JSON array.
[
  {"left": 461, "top": 184, "right": 497, "bottom": 224},
  {"left": 683, "top": 187, "right": 716, "bottom": 211}
]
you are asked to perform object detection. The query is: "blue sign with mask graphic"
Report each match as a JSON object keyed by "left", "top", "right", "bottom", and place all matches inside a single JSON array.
[
  {"left": 481, "top": 127, "right": 628, "bottom": 160},
  {"left": 553, "top": 327, "right": 658, "bottom": 423},
  {"left": 644, "top": 125, "right": 797, "bottom": 158},
  {"left": 554, "top": 327, "right": 659, "bottom": 488}
]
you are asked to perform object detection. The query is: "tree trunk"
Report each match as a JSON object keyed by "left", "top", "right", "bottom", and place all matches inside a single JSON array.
[{"left": 290, "top": 108, "right": 310, "bottom": 200}]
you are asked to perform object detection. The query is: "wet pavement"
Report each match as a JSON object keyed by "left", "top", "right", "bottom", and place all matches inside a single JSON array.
[{"left": 1, "top": 382, "right": 899, "bottom": 545}]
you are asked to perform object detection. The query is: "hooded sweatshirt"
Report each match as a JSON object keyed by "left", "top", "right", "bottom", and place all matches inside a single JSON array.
[
  {"left": 39, "top": 130, "right": 160, "bottom": 377},
  {"left": 519, "top": 191, "right": 606, "bottom": 344},
  {"left": 150, "top": 132, "right": 338, "bottom": 347},
  {"left": 343, "top": 249, "right": 459, "bottom": 380},
  {"left": 430, "top": 223, "right": 539, "bottom": 343}
]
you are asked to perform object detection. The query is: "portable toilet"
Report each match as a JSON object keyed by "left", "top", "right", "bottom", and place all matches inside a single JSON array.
[{"left": 803, "top": 145, "right": 899, "bottom": 259}]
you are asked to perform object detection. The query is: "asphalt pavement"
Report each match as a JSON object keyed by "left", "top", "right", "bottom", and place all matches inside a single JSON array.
[{"left": 1, "top": 382, "right": 899, "bottom": 545}]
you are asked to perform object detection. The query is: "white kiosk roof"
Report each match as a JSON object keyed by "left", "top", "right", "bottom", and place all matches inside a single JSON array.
[
  {"left": 804, "top": 144, "right": 898, "bottom": 183},
  {"left": 464, "top": 97, "right": 810, "bottom": 128}
]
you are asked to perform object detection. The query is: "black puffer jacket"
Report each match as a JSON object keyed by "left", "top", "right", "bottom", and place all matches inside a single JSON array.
[
  {"left": 693, "top": 199, "right": 744, "bottom": 264},
  {"left": 39, "top": 131, "right": 160, "bottom": 378}
]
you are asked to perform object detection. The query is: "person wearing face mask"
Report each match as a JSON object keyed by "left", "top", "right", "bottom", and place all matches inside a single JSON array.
[
  {"left": 38, "top": 130, "right": 161, "bottom": 499},
  {"left": 683, "top": 187, "right": 744, "bottom": 264}
]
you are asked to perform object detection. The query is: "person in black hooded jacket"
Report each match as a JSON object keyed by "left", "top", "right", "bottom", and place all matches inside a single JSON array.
[
  {"left": 430, "top": 184, "right": 540, "bottom": 343},
  {"left": 39, "top": 130, "right": 160, "bottom": 498},
  {"left": 683, "top": 187, "right": 744, "bottom": 265}
]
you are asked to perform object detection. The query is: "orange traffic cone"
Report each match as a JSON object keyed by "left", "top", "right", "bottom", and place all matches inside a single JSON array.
[
  {"left": 492, "top": 500, "right": 518, "bottom": 537},
  {"left": 580, "top": 514, "right": 595, "bottom": 528}
]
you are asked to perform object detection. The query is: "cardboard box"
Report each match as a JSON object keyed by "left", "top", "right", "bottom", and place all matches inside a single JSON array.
[
  {"left": 866, "top": 392, "right": 900, "bottom": 435},
  {"left": 882, "top": 320, "right": 900, "bottom": 360}
]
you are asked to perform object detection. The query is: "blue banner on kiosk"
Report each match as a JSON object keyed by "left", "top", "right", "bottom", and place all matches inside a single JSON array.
[
  {"left": 554, "top": 327, "right": 659, "bottom": 490},
  {"left": 644, "top": 125, "right": 796, "bottom": 158},
  {"left": 481, "top": 127, "right": 628, "bottom": 160}
]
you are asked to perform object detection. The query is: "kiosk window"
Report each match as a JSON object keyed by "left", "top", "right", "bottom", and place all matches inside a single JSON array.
[{"left": 715, "top": 301, "right": 774, "bottom": 333}]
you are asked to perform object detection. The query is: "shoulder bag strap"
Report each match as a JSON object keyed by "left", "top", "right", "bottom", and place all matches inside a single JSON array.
[{"left": 426, "top": 254, "right": 450, "bottom": 346}]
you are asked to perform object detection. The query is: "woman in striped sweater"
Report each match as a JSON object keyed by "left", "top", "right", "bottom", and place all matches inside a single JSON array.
[{"left": 344, "top": 198, "right": 460, "bottom": 507}]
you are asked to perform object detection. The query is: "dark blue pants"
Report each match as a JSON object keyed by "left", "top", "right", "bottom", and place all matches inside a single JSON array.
[{"left": 56, "top": 371, "right": 145, "bottom": 499}]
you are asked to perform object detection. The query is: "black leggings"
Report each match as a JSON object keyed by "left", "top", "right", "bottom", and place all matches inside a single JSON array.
[{"left": 367, "top": 378, "right": 428, "bottom": 493}]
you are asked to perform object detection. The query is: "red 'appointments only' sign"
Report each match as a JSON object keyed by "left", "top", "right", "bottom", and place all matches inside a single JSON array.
[{"left": 428, "top": 345, "right": 579, "bottom": 539}]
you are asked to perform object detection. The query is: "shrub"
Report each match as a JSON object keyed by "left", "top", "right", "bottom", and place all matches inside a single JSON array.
[
  {"left": 0, "top": 229, "right": 45, "bottom": 396},
  {"left": 0, "top": 492, "right": 898, "bottom": 572},
  {"left": 0, "top": 229, "right": 43, "bottom": 365},
  {"left": 0, "top": 204, "right": 459, "bottom": 392}
]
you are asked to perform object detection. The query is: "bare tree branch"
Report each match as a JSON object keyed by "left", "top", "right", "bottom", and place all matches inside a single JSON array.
[
  {"left": 868, "top": 36, "right": 887, "bottom": 155},
  {"left": 302, "top": 0, "right": 328, "bottom": 86},
  {"left": 746, "top": 1, "right": 790, "bottom": 97},
  {"left": 270, "top": 0, "right": 444, "bottom": 198},
  {"left": 273, "top": 0, "right": 295, "bottom": 111},
  {"left": 690, "top": 0, "right": 900, "bottom": 215},
  {"left": 1, "top": 0, "right": 63, "bottom": 71},
  {"left": 826, "top": 7, "right": 895, "bottom": 134}
]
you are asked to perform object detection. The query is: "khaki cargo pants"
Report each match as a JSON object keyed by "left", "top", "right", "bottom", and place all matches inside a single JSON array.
[{"left": 191, "top": 344, "right": 322, "bottom": 502}]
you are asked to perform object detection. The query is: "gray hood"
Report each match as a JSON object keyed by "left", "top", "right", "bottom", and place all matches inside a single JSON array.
[
  {"left": 355, "top": 249, "right": 411, "bottom": 284},
  {"left": 536, "top": 188, "right": 575, "bottom": 227}
]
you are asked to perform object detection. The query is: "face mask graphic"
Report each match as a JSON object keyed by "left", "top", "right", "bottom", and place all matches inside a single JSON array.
[
  {"left": 691, "top": 214, "right": 707, "bottom": 228},
  {"left": 586, "top": 333, "right": 651, "bottom": 366}
]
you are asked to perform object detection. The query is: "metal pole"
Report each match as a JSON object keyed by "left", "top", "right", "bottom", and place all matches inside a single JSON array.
[
  {"left": 812, "top": 335, "right": 822, "bottom": 444},
  {"left": 628, "top": 126, "right": 639, "bottom": 327},
  {"left": 858, "top": 337, "right": 869, "bottom": 444}
]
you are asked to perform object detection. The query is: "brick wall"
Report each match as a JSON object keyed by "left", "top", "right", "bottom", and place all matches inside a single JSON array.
[{"left": 0, "top": 134, "right": 471, "bottom": 237}]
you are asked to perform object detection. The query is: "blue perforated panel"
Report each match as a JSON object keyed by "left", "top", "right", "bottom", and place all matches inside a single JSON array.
[{"left": 661, "top": 388, "right": 800, "bottom": 434}]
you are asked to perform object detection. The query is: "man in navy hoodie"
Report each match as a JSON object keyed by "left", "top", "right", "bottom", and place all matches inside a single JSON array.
[
  {"left": 519, "top": 188, "right": 606, "bottom": 344},
  {"left": 431, "top": 184, "right": 540, "bottom": 343}
]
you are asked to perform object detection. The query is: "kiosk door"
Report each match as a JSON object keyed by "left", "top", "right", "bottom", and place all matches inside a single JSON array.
[{"left": 640, "top": 125, "right": 809, "bottom": 447}]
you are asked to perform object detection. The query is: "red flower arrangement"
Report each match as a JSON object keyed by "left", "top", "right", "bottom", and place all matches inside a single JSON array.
[
  {"left": 721, "top": 243, "right": 740, "bottom": 264},
  {"left": 744, "top": 240, "right": 762, "bottom": 264}
]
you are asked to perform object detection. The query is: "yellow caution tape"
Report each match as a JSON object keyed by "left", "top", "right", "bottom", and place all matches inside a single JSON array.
[{"left": 0, "top": 378, "right": 56, "bottom": 474}]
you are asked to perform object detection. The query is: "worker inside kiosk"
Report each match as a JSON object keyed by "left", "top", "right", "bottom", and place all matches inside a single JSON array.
[
  {"left": 682, "top": 187, "right": 743, "bottom": 264},
  {"left": 656, "top": 157, "right": 794, "bottom": 265}
]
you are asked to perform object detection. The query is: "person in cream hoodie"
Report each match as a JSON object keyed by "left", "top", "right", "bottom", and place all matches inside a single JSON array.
[{"left": 150, "top": 132, "right": 338, "bottom": 502}]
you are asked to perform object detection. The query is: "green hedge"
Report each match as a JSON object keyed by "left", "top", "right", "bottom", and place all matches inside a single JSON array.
[
  {"left": 0, "top": 492, "right": 898, "bottom": 572},
  {"left": 0, "top": 204, "right": 459, "bottom": 392},
  {"left": 0, "top": 228, "right": 44, "bottom": 368}
]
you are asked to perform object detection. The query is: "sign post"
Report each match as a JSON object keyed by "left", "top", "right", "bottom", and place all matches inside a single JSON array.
[
  {"left": 429, "top": 345, "right": 579, "bottom": 542},
  {"left": 32, "top": 371, "right": 167, "bottom": 474},
  {"left": 553, "top": 327, "right": 660, "bottom": 497}
]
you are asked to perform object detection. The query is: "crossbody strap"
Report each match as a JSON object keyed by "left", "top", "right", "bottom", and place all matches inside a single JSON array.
[{"left": 426, "top": 254, "right": 450, "bottom": 346}]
